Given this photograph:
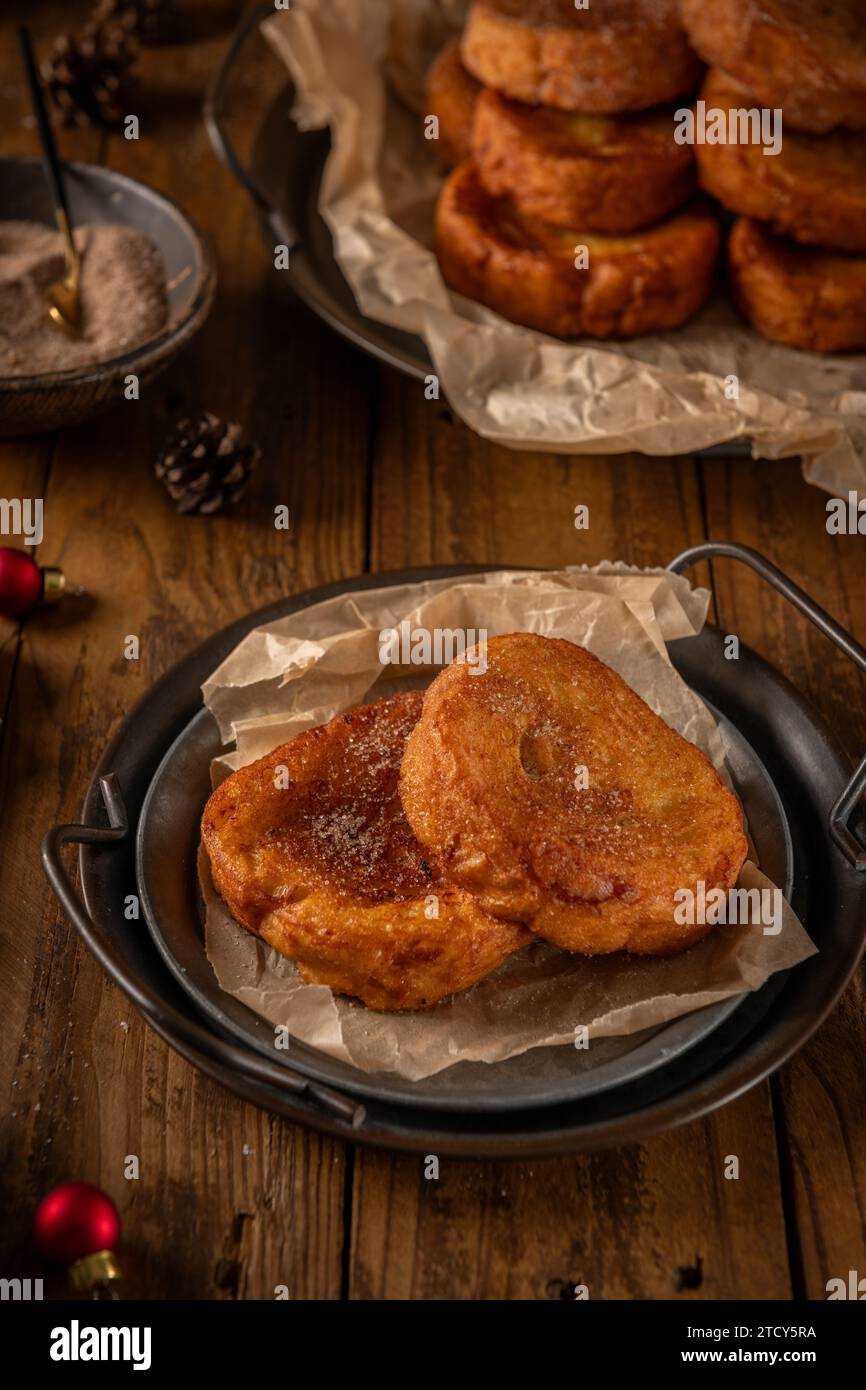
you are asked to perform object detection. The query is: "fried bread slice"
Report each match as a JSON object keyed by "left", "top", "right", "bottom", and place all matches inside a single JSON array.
[
  {"left": 728, "top": 216, "right": 866, "bottom": 353},
  {"left": 425, "top": 37, "right": 482, "bottom": 168},
  {"left": 695, "top": 69, "right": 866, "bottom": 254},
  {"left": 202, "top": 691, "right": 529, "bottom": 1011},
  {"left": 435, "top": 160, "right": 719, "bottom": 338},
  {"left": 680, "top": 0, "right": 866, "bottom": 133},
  {"left": 462, "top": 0, "right": 702, "bottom": 112},
  {"left": 400, "top": 633, "right": 749, "bottom": 956},
  {"left": 473, "top": 87, "right": 696, "bottom": 232}
]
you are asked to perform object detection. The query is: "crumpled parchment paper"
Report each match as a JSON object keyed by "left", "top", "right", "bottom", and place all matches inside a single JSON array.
[
  {"left": 199, "top": 567, "right": 815, "bottom": 1081},
  {"left": 261, "top": 0, "right": 866, "bottom": 496}
]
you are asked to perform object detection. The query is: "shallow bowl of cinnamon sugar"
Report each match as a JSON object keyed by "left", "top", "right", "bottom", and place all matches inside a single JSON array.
[{"left": 0, "top": 156, "right": 216, "bottom": 436}]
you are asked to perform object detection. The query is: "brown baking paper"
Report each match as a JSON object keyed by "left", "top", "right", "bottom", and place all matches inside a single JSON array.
[
  {"left": 199, "top": 567, "right": 815, "bottom": 1081},
  {"left": 263, "top": 0, "right": 866, "bottom": 496}
]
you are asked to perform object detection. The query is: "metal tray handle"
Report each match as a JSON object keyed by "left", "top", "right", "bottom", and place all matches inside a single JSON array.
[
  {"left": 668, "top": 541, "right": 866, "bottom": 871},
  {"left": 41, "top": 774, "right": 366, "bottom": 1130},
  {"left": 203, "top": 1, "right": 298, "bottom": 248}
]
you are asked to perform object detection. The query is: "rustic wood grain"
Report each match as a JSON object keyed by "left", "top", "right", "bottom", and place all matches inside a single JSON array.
[
  {"left": 701, "top": 455, "right": 866, "bottom": 1301},
  {"left": 0, "top": 0, "right": 101, "bottom": 723},
  {"left": 360, "top": 383, "right": 792, "bottom": 1300},
  {"left": 0, "top": 0, "right": 368, "bottom": 1299},
  {"left": 371, "top": 371, "right": 711, "bottom": 574},
  {"left": 0, "top": 437, "right": 54, "bottom": 720},
  {"left": 2, "top": 0, "right": 862, "bottom": 1305},
  {"left": 349, "top": 1098, "right": 790, "bottom": 1300}
]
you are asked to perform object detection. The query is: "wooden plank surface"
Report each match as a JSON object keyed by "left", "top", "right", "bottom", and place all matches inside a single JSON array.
[
  {"left": 701, "top": 457, "right": 866, "bottom": 1302},
  {"left": 0, "top": 0, "right": 863, "bottom": 1303},
  {"left": 0, "top": 0, "right": 361, "bottom": 1300}
]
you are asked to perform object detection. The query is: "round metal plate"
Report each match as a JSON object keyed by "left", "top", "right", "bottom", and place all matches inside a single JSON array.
[
  {"left": 75, "top": 567, "right": 866, "bottom": 1156},
  {"left": 134, "top": 684, "right": 791, "bottom": 1113}
]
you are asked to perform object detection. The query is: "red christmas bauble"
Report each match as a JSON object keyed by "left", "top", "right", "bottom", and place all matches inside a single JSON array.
[
  {"left": 33, "top": 1182, "right": 121, "bottom": 1266},
  {"left": 0, "top": 547, "right": 43, "bottom": 619}
]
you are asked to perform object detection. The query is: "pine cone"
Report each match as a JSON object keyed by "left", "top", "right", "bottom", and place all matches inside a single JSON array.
[
  {"left": 92, "top": 0, "right": 177, "bottom": 45},
  {"left": 155, "top": 413, "right": 260, "bottom": 515},
  {"left": 43, "top": 22, "right": 137, "bottom": 129}
]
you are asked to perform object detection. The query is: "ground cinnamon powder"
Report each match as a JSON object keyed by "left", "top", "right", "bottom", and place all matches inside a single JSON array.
[{"left": 0, "top": 220, "right": 169, "bottom": 377}]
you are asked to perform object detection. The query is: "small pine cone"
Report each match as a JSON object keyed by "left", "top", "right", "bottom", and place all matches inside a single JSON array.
[
  {"left": 155, "top": 413, "right": 260, "bottom": 515},
  {"left": 43, "top": 22, "right": 137, "bottom": 129},
  {"left": 92, "top": 0, "right": 177, "bottom": 45}
]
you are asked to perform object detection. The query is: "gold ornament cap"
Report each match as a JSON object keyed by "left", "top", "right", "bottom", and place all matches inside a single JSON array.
[
  {"left": 69, "top": 1248, "right": 122, "bottom": 1294},
  {"left": 40, "top": 567, "right": 66, "bottom": 604}
]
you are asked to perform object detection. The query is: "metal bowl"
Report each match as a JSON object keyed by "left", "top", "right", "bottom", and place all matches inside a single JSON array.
[{"left": 0, "top": 155, "right": 216, "bottom": 436}]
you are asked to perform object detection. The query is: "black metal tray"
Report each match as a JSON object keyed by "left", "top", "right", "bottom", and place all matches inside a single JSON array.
[
  {"left": 203, "top": 3, "right": 432, "bottom": 382},
  {"left": 42, "top": 545, "right": 866, "bottom": 1155}
]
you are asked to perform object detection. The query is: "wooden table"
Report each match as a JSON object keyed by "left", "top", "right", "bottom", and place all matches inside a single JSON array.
[{"left": 1, "top": 0, "right": 864, "bottom": 1301}]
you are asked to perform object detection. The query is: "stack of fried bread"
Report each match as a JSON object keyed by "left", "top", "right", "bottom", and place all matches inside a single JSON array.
[
  {"left": 202, "top": 634, "right": 749, "bottom": 1012},
  {"left": 426, "top": 0, "right": 719, "bottom": 340},
  {"left": 426, "top": 0, "right": 866, "bottom": 353},
  {"left": 680, "top": 0, "right": 866, "bottom": 353}
]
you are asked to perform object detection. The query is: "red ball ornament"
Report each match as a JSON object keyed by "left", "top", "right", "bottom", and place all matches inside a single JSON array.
[
  {"left": 34, "top": 1183, "right": 122, "bottom": 1296},
  {"left": 0, "top": 547, "right": 65, "bottom": 619},
  {"left": 34, "top": 1182, "right": 120, "bottom": 1265}
]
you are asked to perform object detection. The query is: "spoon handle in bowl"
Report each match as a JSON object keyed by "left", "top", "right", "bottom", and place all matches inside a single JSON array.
[{"left": 18, "top": 25, "right": 79, "bottom": 267}]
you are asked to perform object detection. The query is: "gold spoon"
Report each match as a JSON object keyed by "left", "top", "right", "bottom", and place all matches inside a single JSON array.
[
  {"left": 19, "top": 25, "right": 83, "bottom": 338},
  {"left": 47, "top": 208, "right": 82, "bottom": 338}
]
